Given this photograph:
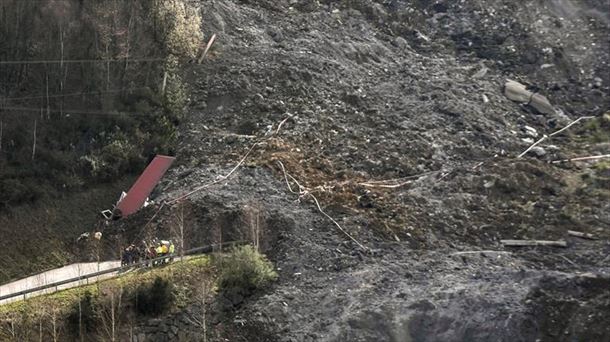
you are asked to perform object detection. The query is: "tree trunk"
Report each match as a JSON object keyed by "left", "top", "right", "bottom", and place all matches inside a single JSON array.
[
  {"left": 31, "top": 119, "right": 37, "bottom": 161},
  {"left": 46, "top": 70, "right": 50, "bottom": 119}
]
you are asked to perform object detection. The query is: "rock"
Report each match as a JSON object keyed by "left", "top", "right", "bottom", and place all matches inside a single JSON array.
[
  {"left": 530, "top": 146, "right": 547, "bottom": 157},
  {"left": 523, "top": 125, "right": 538, "bottom": 138},
  {"left": 268, "top": 28, "right": 284, "bottom": 43},
  {"left": 504, "top": 79, "right": 557, "bottom": 115},
  {"left": 546, "top": 145, "right": 561, "bottom": 152},
  {"left": 392, "top": 36, "right": 409, "bottom": 49},
  {"left": 472, "top": 66, "right": 488, "bottom": 79}
]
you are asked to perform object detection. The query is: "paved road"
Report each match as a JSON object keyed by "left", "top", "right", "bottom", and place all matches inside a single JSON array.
[
  {"left": 0, "top": 242, "right": 239, "bottom": 305},
  {"left": 0, "top": 261, "right": 120, "bottom": 305}
]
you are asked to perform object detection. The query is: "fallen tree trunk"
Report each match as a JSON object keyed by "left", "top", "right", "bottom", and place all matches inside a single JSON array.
[{"left": 501, "top": 239, "right": 567, "bottom": 247}]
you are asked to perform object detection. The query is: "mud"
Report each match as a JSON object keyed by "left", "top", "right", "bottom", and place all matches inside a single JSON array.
[{"left": 112, "top": 0, "right": 609, "bottom": 341}]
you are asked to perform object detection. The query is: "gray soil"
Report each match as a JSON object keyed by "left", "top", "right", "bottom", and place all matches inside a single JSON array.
[{"left": 111, "top": 0, "right": 610, "bottom": 341}]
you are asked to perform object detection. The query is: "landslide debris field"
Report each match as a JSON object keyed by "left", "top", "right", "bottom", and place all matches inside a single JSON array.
[{"left": 115, "top": 0, "right": 609, "bottom": 341}]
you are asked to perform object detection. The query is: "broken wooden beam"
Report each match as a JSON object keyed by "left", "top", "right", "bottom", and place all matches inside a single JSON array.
[
  {"left": 501, "top": 239, "right": 568, "bottom": 247},
  {"left": 451, "top": 250, "right": 512, "bottom": 256},
  {"left": 551, "top": 154, "right": 610, "bottom": 164},
  {"left": 567, "top": 230, "right": 597, "bottom": 240}
]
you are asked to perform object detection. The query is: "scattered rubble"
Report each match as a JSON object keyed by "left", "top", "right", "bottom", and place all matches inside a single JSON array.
[{"left": 110, "top": 0, "right": 610, "bottom": 340}]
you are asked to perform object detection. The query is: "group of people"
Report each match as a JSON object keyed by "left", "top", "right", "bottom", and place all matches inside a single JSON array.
[{"left": 121, "top": 239, "right": 176, "bottom": 267}]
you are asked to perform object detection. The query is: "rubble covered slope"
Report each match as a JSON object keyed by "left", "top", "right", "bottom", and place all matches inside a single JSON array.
[{"left": 125, "top": 0, "right": 609, "bottom": 341}]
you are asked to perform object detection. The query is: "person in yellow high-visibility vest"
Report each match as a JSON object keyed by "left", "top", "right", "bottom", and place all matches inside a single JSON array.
[
  {"left": 161, "top": 242, "right": 169, "bottom": 264},
  {"left": 169, "top": 241, "right": 176, "bottom": 262}
]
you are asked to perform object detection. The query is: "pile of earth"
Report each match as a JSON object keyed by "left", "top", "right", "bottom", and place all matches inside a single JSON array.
[{"left": 109, "top": 0, "right": 609, "bottom": 341}]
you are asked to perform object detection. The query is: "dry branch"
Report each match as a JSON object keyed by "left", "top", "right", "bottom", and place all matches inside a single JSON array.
[
  {"left": 559, "top": 255, "right": 577, "bottom": 267},
  {"left": 277, "top": 160, "right": 368, "bottom": 252},
  {"left": 551, "top": 154, "right": 610, "bottom": 164},
  {"left": 518, "top": 116, "right": 595, "bottom": 158},
  {"left": 451, "top": 250, "right": 512, "bottom": 256},
  {"left": 501, "top": 239, "right": 567, "bottom": 247},
  {"left": 567, "top": 230, "right": 596, "bottom": 240},
  {"left": 198, "top": 33, "right": 216, "bottom": 64},
  {"left": 358, "top": 170, "right": 437, "bottom": 188},
  {"left": 359, "top": 181, "right": 413, "bottom": 189}
]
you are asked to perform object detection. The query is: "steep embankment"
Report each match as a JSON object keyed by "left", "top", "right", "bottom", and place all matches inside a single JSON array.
[{"left": 115, "top": 0, "right": 608, "bottom": 341}]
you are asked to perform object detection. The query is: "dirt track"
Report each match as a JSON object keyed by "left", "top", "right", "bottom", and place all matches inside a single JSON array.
[{"left": 111, "top": 0, "right": 609, "bottom": 341}]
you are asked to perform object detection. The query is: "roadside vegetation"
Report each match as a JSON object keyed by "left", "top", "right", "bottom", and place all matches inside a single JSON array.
[{"left": 0, "top": 246, "right": 278, "bottom": 341}]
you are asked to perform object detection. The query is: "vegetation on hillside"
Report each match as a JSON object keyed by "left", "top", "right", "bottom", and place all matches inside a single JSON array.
[
  {"left": 0, "top": 247, "right": 278, "bottom": 341},
  {"left": 0, "top": 256, "right": 210, "bottom": 341},
  {"left": 0, "top": 0, "right": 203, "bottom": 209},
  {"left": 214, "top": 245, "right": 278, "bottom": 299}
]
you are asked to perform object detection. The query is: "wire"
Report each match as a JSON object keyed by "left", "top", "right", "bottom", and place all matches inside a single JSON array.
[
  {"left": 0, "top": 87, "right": 150, "bottom": 102},
  {"left": 0, "top": 57, "right": 166, "bottom": 65},
  {"left": 0, "top": 106, "right": 156, "bottom": 117}
]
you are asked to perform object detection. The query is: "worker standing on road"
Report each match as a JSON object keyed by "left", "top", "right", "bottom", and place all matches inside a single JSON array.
[
  {"left": 161, "top": 242, "right": 169, "bottom": 263},
  {"left": 155, "top": 243, "right": 164, "bottom": 266},
  {"left": 169, "top": 240, "right": 175, "bottom": 262}
]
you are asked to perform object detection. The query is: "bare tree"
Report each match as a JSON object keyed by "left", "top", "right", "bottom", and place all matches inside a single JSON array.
[
  {"left": 35, "top": 301, "right": 49, "bottom": 342},
  {"left": 243, "top": 203, "right": 263, "bottom": 252},
  {"left": 0, "top": 309, "right": 32, "bottom": 342},
  {"left": 97, "top": 284, "right": 124, "bottom": 342},
  {"left": 76, "top": 263, "right": 85, "bottom": 342},
  {"left": 31, "top": 118, "right": 37, "bottom": 160},
  {"left": 48, "top": 304, "right": 62, "bottom": 342},
  {"left": 185, "top": 276, "right": 213, "bottom": 342},
  {"left": 170, "top": 202, "right": 187, "bottom": 261},
  {"left": 0, "top": 311, "right": 18, "bottom": 340}
]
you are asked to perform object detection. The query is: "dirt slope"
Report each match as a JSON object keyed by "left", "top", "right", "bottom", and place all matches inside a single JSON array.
[{"left": 120, "top": 0, "right": 609, "bottom": 341}]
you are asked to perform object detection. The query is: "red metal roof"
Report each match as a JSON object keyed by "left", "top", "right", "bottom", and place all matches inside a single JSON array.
[{"left": 116, "top": 155, "right": 175, "bottom": 217}]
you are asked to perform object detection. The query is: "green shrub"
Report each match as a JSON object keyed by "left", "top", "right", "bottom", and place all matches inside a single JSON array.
[
  {"left": 582, "top": 115, "right": 610, "bottom": 143},
  {"left": 214, "top": 246, "right": 278, "bottom": 299},
  {"left": 134, "top": 277, "right": 174, "bottom": 316}
]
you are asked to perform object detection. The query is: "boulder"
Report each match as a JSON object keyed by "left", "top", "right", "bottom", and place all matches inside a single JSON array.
[
  {"left": 530, "top": 146, "right": 547, "bottom": 157},
  {"left": 504, "top": 79, "right": 557, "bottom": 115}
]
